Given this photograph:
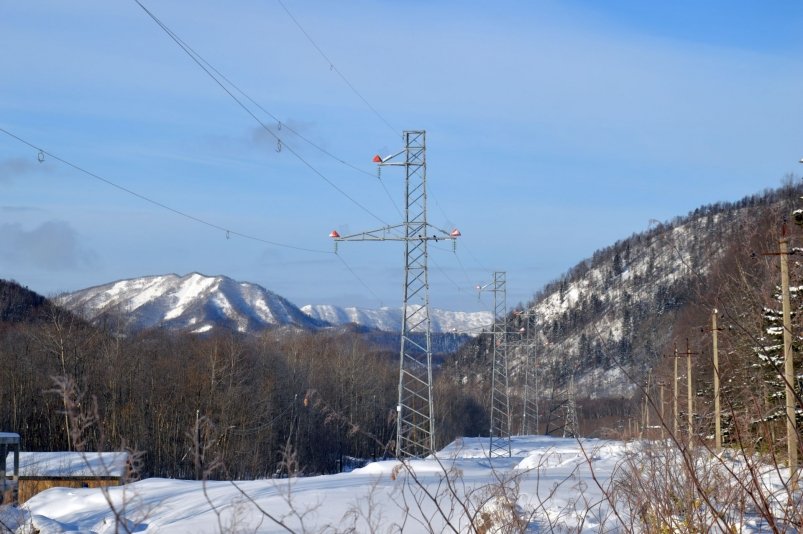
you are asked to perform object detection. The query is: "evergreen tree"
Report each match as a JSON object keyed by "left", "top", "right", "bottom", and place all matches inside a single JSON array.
[{"left": 753, "top": 288, "right": 803, "bottom": 425}]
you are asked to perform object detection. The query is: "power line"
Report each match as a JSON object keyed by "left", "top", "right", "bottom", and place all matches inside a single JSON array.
[
  {"left": 136, "top": 0, "right": 407, "bottom": 227},
  {"left": 275, "top": 0, "right": 398, "bottom": 138},
  {"left": 430, "top": 242, "right": 479, "bottom": 289},
  {"left": 132, "top": 0, "right": 390, "bottom": 229},
  {"left": 158, "top": 30, "right": 378, "bottom": 182},
  {"left": 3, "top": 125, "right": 391, "bottom": 306},
  {"left": 335, "top": 253, "right": 383, "bottom": 304},
  {"left": 267, "top": 0, "right": 488, "bottom": 286},
  {"left": 132, "top": 0, "right": 405, "bottom": 228},
  {"left": 429, "top": 256, "right": 462, "bottom": 293},
  {"left": 0, "top": 126, "right": 328, "bottom": 254},
  {"left": 269, "top": 0, "right": 404, "bottom": 218},
  {"left": 430, "top": 189, "right": 489, "bottom": 273},
  {"left": 132, "top": 0, "right": 407, "bottom": 243}
]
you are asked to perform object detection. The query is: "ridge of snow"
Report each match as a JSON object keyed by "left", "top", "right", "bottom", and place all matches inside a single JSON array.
[
  {"left": 301, "top": 304, "right": 493, "bottom": 335},
  {"left": 163, "top": 274, "right": 219, "bottom": 321},
  {"left": 56, "top": 273, "right": 321, "bottom": 333}
]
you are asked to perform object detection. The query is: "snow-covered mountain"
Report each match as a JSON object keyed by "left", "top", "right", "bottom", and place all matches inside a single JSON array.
[
  {"left": 55, "top": 273, "right": 492, "bottom": 336},
  {"left": 301, "top": 304, "right": 493, "bottom": 335},
  {"left": 56, "top": 273, "right": 326, "bottom": 333}
]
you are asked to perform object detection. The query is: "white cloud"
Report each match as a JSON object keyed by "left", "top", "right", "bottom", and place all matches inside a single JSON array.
[
  {"left": 0, "top": 158, "right": 48, "bottom": 184},
  {"left": 0, "top": 221, "right": 98, "bottom": 271}
]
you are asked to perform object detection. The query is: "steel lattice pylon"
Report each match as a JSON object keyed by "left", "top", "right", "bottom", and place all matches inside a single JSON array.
[
  {"left": 486, "top": 271, "right": 511, "bottom": 457},
  {"left": 563, "top": 376, "right": 579, "bottom": 438},
  {"left": 517, "top": 309, "right": 540, "bottom": 436},
  {"left": 332, "top": 130, "right": 460, "bottom": 458}
]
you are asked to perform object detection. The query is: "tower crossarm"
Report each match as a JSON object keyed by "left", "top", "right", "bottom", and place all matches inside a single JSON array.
[{"left": 335, "top": 224, "right": 457, "bottom": 242}]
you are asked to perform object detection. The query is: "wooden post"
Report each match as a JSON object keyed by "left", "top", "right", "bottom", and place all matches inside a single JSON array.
[
  {"left": 779, "top": 236, "right": 798, "bottom": 487},
  {"left": 687, "top": 339, "right": 694, "bottom": 448},
  {"left": 681, "top": 340, "right": 699, "bottom": 450},
  {"left": 674, "top": 344, "right": 679, "bottom": 438},
  {"left": 643, "top": 370, "right": 652, "bottom": 438},
  {"left": 659, "top": 382, "right": 665, "bottom": 440},
  {"left": 712, "top": 309, "right": 722, "bottom": 453}
]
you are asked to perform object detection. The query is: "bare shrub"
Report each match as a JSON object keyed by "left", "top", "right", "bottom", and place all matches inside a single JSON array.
[{"left": 49, "top": 375, "right": 148, "bottom": 534}]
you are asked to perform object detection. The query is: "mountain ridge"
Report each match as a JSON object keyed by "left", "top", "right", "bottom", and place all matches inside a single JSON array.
[
  {"left": 301, "top": 304, "right": 493, "bottom": 335},
  {"left": 55, "top": 272, "right": 327, "bottom": 334},
  {"left": 56, "top": 273, "right": 492, "bottom": 336},
  {"left": 448, "top": 183, "right": 803, "bottom": 408}
]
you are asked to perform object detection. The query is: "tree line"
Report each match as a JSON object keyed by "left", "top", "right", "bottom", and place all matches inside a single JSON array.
[{"left": 0, "top": 282, "right": 488, "bottom": 479}]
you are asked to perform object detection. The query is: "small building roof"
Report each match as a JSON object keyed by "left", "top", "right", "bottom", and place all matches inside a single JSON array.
[
  {"left": 0, "top": 433, "right": 20, "bottom": 445},
  {"left": 5, "top": 452, "right": 129, "bottom": 478}
]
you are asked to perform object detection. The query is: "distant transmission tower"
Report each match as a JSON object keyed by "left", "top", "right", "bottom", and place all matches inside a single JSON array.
[
  {"left": 331, "top": 130, "right": 460, "bottom": 458},
  {"left": 516, "top": 308, "right": 539, "bottom": 436},
  {"left": 479, "top": 272, "right": 511, "bottom": 457},
  {"left": 563, "top": 376, "right": 579, "bottom": 438}
]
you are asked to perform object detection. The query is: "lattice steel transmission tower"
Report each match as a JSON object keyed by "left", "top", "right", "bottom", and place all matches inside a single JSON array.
[
  {"left": 563, "top": 376, "right": 579, "bottom": 438},
  {"left": 515, "top": 309, "right": 540, "bottom": 436},
  {"left": 330, "top": 130, "right": 460, "bottom": 458},
  {"left": 479, "top": 272, "right": 511, "bottom": 457}
]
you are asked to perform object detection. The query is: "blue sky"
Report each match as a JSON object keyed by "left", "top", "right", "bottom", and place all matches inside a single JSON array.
[{"left": 2, "top": 1, "right": 802, "bottom": 313}]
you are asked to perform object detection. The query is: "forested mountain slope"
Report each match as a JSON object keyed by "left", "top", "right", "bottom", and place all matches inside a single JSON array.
[
  {"left": 0, "top": 279, "right": 51, "bottom": 323},
  {"left": 527, "top": 182, "right": 802, "bottom": 403},
  {"left": 451, "top": 182, "right": 803, "bottom": 427}
]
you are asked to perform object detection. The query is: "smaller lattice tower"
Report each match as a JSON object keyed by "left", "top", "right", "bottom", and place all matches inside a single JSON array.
[
  {"left": 562, "top": 376, "right": 579, "bottom": 439},
  {"left": 480, "top": 271, "right": 511, "bottom": 458},
  {"left": 515, "top": 309, "right": 539, "bottom": 436}
]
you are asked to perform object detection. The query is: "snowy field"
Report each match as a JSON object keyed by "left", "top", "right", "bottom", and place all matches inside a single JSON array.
[
  {"left": 2, "top": 435, "right": 799, "bottom": 533},
  {"left": 3, "top": 436, "right": 626, "bottom": 533}
]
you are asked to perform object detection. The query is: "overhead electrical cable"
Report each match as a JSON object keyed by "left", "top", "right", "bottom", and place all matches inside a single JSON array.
[
  {"left": 2, "top": 126, "right": 387, "bottom": 305},
  {"left": 132, "top": 0, "right": 405, "bottom": 228},
  {"left": 451, "top": 248, "right": 478, "bottom": 287},
  {"left": 164, "top": 35, "right": 377, "bottom": 181},
  {"left": 428, "top": 238, "right": 480, "bottom": 291},
  {"left": 430, "top": 188, "right": 489, "bottom": 273},
  {"left": 224, "top": 59, "right": 402, "bottom": 221},
  {"left": 275, "top": 0, "right": 398, "bottom": 138},
  {"left": 132, "top": 0, "right": 390, "bottom": 229},
  {"left": 335, "top": 253, "right": 383, "bottom": 304},
  {"left": 0, "top": 126, "right": 331, "bottom": 254},
  {"left": 269, "top": 0, "right": 484, "bottom": 290},
  {"left": 428, "top": 256, "right": 463, "bottom": 293},
  {"left": 130, "top": 0, "right": 463, "bottom": 304},
  {"left": 271, "top": 1, "right": 476, "bottom": 260},
  {"left": 270, "top": 0, "right": 403, "bottom": 217}
]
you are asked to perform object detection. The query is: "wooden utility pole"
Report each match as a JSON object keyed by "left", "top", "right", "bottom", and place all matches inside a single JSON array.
[
  {"left": 658, "top": 382, "right": 666, "bottom": 440},
  {"left": 682, "top": 340, "right": 699, "bottom": 449},
  {"left": 642, "top": 370, "right": 652, "bottom": 438},
  {"left": 779, "top": 235, "right": 798, "bottom": 487},
  {"left": 687, "top": 339, "right": 694, "bottom": 446},
  {"left": 712, "top": 309, "right": 722, "bottom": 453},
  {"left": 674, "top": 345, "right": 679, "bottom": 438}
]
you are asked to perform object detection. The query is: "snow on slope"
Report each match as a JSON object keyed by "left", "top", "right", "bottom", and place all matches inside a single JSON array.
[
  {"left": 301, "top": 304, "right": 493, "bottom": 335},
  {"left": 10, "top": 436, "right": 627, "bottom": 533},
  {"left": 524, "top": 211, "right": 734, "bottom": 399},
  {"left": 4, "top": 436, "right": 794, "bottom": 533},
  {"left": 55, "top": 273, "right": 490, "bottom": 336},
  {"left": 56, "top": 273, "right": 325, "bottom": 333}
]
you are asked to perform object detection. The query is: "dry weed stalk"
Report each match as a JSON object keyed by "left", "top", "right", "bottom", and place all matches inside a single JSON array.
[{"left": 50, "top": 375, "right": 147, "bottom": 534}]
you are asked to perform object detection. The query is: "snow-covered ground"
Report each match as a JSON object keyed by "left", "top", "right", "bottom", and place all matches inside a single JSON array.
[
  {"left": 4, "top": 436, "right": 625, "bottom": 533},
  {"left": 3, "top": 435, "right": 799, "bottom": 533}
]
